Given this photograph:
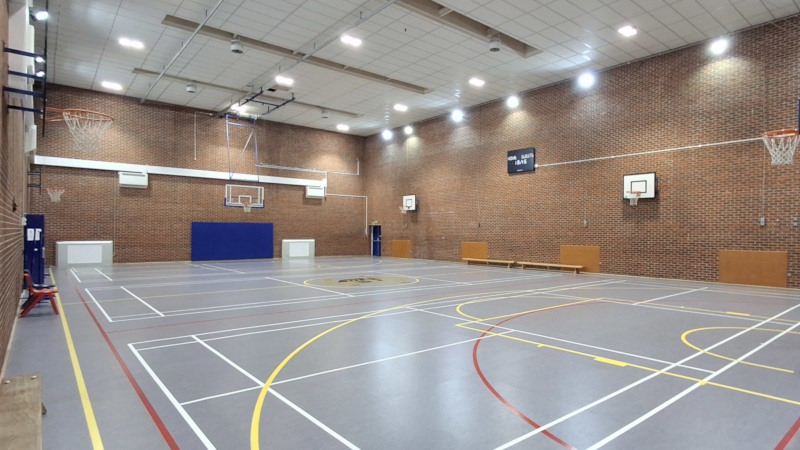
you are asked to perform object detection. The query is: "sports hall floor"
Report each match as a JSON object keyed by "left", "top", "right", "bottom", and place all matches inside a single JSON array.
[{"left": 7, "top": 256, "right": 800, "bottom": 449}]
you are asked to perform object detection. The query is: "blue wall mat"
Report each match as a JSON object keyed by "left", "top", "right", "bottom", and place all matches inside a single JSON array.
[{"left": 191, "top": 222, "right": 274, "bottom": 261}]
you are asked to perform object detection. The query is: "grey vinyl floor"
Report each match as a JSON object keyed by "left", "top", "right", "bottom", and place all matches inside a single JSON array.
[{"left": 7, "top": 256, "right": 800, "bottom": 449}]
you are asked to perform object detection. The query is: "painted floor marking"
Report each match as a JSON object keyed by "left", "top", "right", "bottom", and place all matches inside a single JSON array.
[
  {"left": 120, "top": 286, "right": 164, "bottom": 317},
  {"left": 594, "top": 357, "right": 627, "bottom": 367},
  {"left": 192, "top": 336, "right": 360, "bottom": 449},
  {"left": 94, "top": 268, "right": 113, "bottom": 281},
  {"left": 586, "top": 308, "right": 800, "bottom": 450},
  {"left": 202, "top": 264, "right": 246, "bottom": 274},
  {"left": 50, "top": 269, "right": 105, "bottom": 450},
  {"left": 682, "top": 327, "right": 796, "bottom": 373},
  {"left": 494, "top": 299, "right": 800, "bottom": 450},
  {"left": 70, "top": 268, "right": 83, "bottom": 283},
  {"left": 270, "top": 276, "right": 356, "bottom": 297},
  {"left": 129, "top": 345, "right": 216, "bottom": 449},
  {"left": 84, "top": 288, "right": 114, "bottom": 322},
  {"left": 632, "top": 286, "right": 707, "bottom": 305}
]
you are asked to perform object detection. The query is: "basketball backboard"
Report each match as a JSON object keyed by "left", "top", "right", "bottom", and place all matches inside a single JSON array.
[
  {"left": 403, "top": 194, "right": 417, "bottom": 211},
  {"left": 623, "top": 173, "right": 656, "bottom": 199},
  {"left": 225, "top": 184, "right": 264, "bottom": 208}
]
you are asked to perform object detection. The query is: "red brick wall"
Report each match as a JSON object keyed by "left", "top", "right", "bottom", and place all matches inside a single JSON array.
[
  {"left": 33, "top": 85, "right": 368, "bottom": 262},
  {"left": 0, "top": 0, "right": 26, "bottom": 372},
  {"left": 365, "top": 18, "right": 800, "bottom": 287}
]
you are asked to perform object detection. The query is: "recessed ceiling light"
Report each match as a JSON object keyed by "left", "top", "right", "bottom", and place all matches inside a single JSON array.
[
  {"left": 275, "top": 75, "right": 294, "bottom": 86},
  {"left": 577, "top": 72, "right": 595, "bottom": 89},
  {"left": 32, "top": 10, "right": 49, "bottom": 21},
  {"left": 506, "top": 95, "right": 519, "bottom": 108},
  {"left": 393, "top": 104, "right": 408, "bottom": 112},
  {"left": 382, "top": 130, "right": 393, "bottom": 140},
  {"left": 337, "top": 124, "right": 350, "bottom": 131},
  {"left": 469, "top": 77, "right": 485, "bottom": 87},
  {"left": 101, "top": 81, "right": 122, "bottom": 91},
  {"left": 404, "top": 126, "right": 413, "bottom": 135},
  {"left": 451, "top": 110, "right": 464, "bottom": 122},
  {"left": 710, "top": 38, "right": 729, "bottom": 55},
  {"left": 34, "top": 56, "right": 44, "bottom": 63},
  {"left": 341, "top": 34, "right": 362, "bottom": 47},
  {"left": 119, "top": 37, "right": 145, "bottom": 49},
  {"left": 618, "top": 25, "right": 637, "bottom": 37}
]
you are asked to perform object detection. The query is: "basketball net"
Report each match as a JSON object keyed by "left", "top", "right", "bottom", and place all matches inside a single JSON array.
[
  {"left": 46, "top": 187, "right": 65, "bottom": 203},
  {"left": 626, "top": 191, "right": 641, "bottom": 206},
  {"left": 242, "top": 201, "right": 252, "bottom": 213},
  {"left": 762, "top": 129, "right": 799, "bottom": 165},
  {"left": 61, "top": 109, "right": 114, "bottom": 152}
]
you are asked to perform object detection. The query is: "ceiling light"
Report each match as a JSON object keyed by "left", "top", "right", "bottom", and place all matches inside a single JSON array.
[
  {"left": 404, "top": 126, "right": 413, "bottom": 135},
  {"left": 34, "top": 56, "right": 44, "bottom": 63},
  {"left": 275, "top": 75, "right": 293, "bottom": 86},
  {"left": 451, "top": 110, "right": 464, "bottom": 122},
  {"left": 231, "top": 103, "right": 246, "bottom": 112},
  {"left": 618, "top": 25, "right": 637, "bottom": 37},
  {"left": 101, "top": 81, "right": 122, "bottom": 91},
  {"left": 577, "top": 72, "right": 595, "bottom": 89},
  {"left": 341, "top": 34, "right": 362, "bottom": 47},
  {"left": 32, "top": 10, "right": 49, "bottom": 21},
  {"left": 337, "top": 124, "right": 349, "bottom": 131},
  {"left": 119, "top": 37, "right": 145, "bottom": 49},
  {"left": 35, "top": 70, "right": 45, "bottom": 78},
  {"left": 382, "top": 130, "right": 393, "bottom": 140},
  {"left": 393, "top": 104, "right": 408, "bottom": 112},
  {"left": 710, "top": 38, "right": 729, "bottom": 55},
  {"left": 469, "top": 77, "right": 485, "bottom": 87},
  {"left": 506, "top": 95, "right": 519, "bottom": 108},
  {"left": 186, "top": 82, "right": 197, "bottom": 94}
]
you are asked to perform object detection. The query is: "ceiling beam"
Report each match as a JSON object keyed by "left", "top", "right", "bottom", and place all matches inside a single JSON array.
[
  {"left": 395, "top": 0, "right": 541, "bottom": 58},
  {"left": 131, "top": 68, "right": 362, "bottom": 118},
  {"left": 161, "top": 15, "right": 430, "bottom": 95}
]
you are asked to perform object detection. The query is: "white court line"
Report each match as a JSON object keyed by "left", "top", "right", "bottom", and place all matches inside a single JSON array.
[
  {"left": 129, "top": 345, "right": 217, "bottom": 449},
  {"left": 265, "top": 276, "right": 354, "bottom": 297},
  {"left": 69, "top": 268, "right": 82, "bottom": 283},
  {"left": 120, "top": 286, "right": 164, "bottom": 317},
  {"left": 192, "top": 336, "right": 359, "bottom": 449},
  {"left": 203, "top": 264, "right": 246, "bottom": 274},
  {"left": 94, "top": 268, "right": 113, "bottom": 281},
  {"left": 493, "top": 298, "right": 800, "bottom": 450},
  {"left": 587, "top": 312, "right": 800, "bottom": 449},
  {"left": 633, "top": 286, "right": 707, "bottom": 305},
  {"left": 180, "top": 386, "right": 261, "bottom": 406},
  {"left": 370, "top": 270, "right": 463, "bottom": 285},
  {"left": 84, "top": 289, "right": 114, "bottom": 322},
  {"left": 409, "top": 307, "right": 715, "bottom": 375},
  {"left": 130, "top": 279, "right": 619, "bottom": 347}
]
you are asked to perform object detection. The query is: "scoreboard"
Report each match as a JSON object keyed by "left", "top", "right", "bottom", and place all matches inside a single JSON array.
[{"left": 507, "top": 148, "right": 535, "bottom": 174}]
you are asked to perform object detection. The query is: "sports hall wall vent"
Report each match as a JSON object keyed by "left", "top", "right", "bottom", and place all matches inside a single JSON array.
[
  {"left": 118, "top": 171, "right": 148, "bottom": 189},
  {"left": 305, "top": 186, "right": 325, "bottom": 199}
]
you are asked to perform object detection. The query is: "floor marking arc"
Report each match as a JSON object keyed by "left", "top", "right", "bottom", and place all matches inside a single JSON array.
[
  {"left": 50, "top": 269, "right": 105, "bottom": 450},
  {"left": 682, "top": 327, "right": 797, "bottom": 373}
]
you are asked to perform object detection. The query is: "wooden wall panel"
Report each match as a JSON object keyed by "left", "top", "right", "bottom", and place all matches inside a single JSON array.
[
  {"left": 719, "top": 250, "right": 787, "bottom": 288},
  {"left": 392, "top": 240, "right": 411, "bottom": 258},
  {"left": 462, "top": 242, "right": 488, "bottom": 260},
  {"left": 560, "top": 245, "right": 601, "bottom": 273}
]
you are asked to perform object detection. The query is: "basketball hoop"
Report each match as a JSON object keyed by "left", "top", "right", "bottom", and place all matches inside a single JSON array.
[
  {"left": 46, "top": 187, "right": 65, "bottom": 203},
  {"left": 626, "top": 191, "right": 641, "bottom": 206},
  {"left": 47, "top": 108, "right": 114, "bottom": 152},
  {"left": 242, "top": 200, "right": 252, "bottom": 213},
  {"left": 399, "top": 206, "right": 408, "bottom": 214},
  {"left": 762, "top": 129, "right": 799, "bottom": 165}
]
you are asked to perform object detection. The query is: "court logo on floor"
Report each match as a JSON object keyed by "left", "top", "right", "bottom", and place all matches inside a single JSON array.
[{"left": 306, "top": 275, "right": 417, "bottom": 287}]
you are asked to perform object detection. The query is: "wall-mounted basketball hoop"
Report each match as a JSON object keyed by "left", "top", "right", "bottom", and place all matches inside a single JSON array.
[
  {"left": 242, "top": 200, "right": 252, "bottom": 213},
  {"left": 626, "top": 190, "right": 641, "bottom": 206},
  {"left": 762, "top": 129, "right": 799, "bottom": 165},
  {"left": 46, "top": 108, "right": 114, "bottom": 152},
  {"left": 46, "top": 187, "right": 64, "bottom": 203}
]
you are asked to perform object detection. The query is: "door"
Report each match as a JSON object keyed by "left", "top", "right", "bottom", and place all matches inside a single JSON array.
[
  {"left": 371, "top": 225, "right": 381, "bottom": 256},
  {"left": 24, "top": 214, "right": 45, "bottom": 285}
]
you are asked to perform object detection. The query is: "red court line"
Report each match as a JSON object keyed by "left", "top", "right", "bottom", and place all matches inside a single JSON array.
[
  {"left": 472, "top": 303, "right": 587, "bottom": 450},
  {"left": 775, "top": 415, "right": 800, "bottom": 450},
  {"left": 74, "top": 286, "right": 180, "bottom": 450}
]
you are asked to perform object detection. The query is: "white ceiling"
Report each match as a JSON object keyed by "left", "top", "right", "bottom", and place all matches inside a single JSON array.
[{"left": 35, "top": 0, "right": 800, "bottom": 136}]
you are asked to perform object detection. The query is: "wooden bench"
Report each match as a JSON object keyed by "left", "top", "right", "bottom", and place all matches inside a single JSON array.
[
  {"left": 462, "top": 258, "right": 516, "bottom": 268},
  {"left": 0, "top": 373, "right": 44, "bottom": 450},
  {"left": 518, "top": 262, "right": 584, "bottom": 274}
]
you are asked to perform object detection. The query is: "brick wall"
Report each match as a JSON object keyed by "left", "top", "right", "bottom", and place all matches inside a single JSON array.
[
  {"left": 0, "top": 0, "right": 26, "bottom": 372},
  {"left": 32, "top": 85, "right": 368, "bottom": 262},
  {"left": 364, "top": 17, "right": 800, "bottom": 287}
]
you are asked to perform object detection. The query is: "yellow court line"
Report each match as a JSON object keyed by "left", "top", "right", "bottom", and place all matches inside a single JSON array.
[
  {"left": 595, "top": 357, "right": 627, "bottom": 367},
  {"left": 726, "top": 311, "right": 751, "bottom": 317},
  {"left": 250, "top": 290, "right": 526, "bottom": 450},
  {"left": 456, "top": 297, "right": 596, "bottom": 324},
  {"left": 458, "top": 323, "right": 800, "bottom": 407},
  {"left": 682, "top": 327, "right": 797, "bottom": 373},
  {"left": 599, "top": 296, "right": 799, "bottom": 325},
  {"left": 50, "top": 268, "right": 104, "bottom": 449}
]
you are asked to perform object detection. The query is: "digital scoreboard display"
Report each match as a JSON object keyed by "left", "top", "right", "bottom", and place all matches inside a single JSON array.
[{"left": 507, "top": 148, "right": 535, "bottom": 174}]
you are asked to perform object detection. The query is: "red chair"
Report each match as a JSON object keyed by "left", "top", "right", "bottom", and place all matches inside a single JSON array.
[{"left": 20, "top": 273, "right": 59, "bottom": 318}]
